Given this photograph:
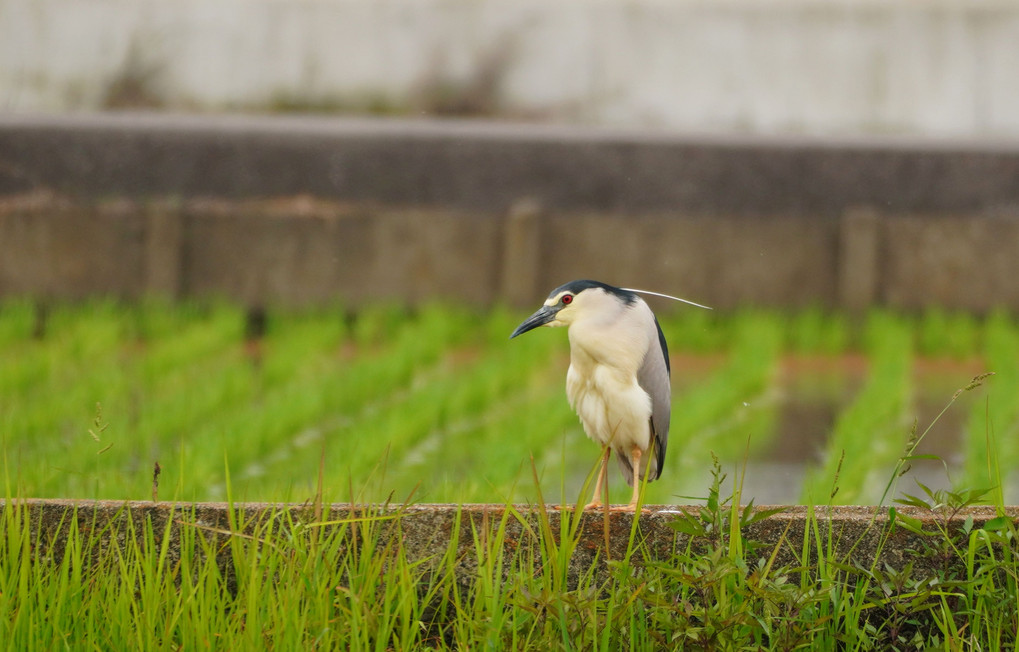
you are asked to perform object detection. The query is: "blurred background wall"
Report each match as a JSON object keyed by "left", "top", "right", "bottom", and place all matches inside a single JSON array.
[
  {"left": 4, "top": 0, "right": 1019, "bottom": 138},
  {"left": 1, "top": 0, "right": 1019, "bottom": 310}
]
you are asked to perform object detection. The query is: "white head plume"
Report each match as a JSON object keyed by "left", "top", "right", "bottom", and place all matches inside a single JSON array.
[{"left": 622, "top": 288, "right": 712, "bottom": 310}]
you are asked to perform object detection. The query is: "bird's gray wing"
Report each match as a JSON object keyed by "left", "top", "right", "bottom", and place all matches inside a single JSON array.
[{"left": 636, "top": 314, "right": 671, "bottom": 481}]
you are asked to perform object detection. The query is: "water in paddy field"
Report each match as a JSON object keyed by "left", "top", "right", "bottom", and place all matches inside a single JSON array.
[
  {"left": 738, "top": 358, "right": 985, "bottom": 506},
  {"left": 3, "top": 299, "right": 1011, "bottom": 506},
  {"left": 543, "top": 353, "right": 993, "bottom": 508},
  {"left": 633, "top": 353, "right": 988, "bottom": 507}
]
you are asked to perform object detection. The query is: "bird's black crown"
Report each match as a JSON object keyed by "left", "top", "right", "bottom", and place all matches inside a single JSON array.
[{"left": 547, "top": 280, "right": 638, "bottom": 305}]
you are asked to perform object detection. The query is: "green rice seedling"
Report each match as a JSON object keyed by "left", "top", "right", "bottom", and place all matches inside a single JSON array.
[
  {"left": 127, "top": 295, "right": 214, "bottom": 341},
  {"left": 0, "top": 336, "right": 50, "bottom": 399},
  {"left": 10, "top": 302, "right": 467, "bottom": 500},
  {"left": 916, "top": 307, "right": 981, "bottom": 359},
  {"left": 350, "top": 302, "right": 412, "bottom": 348},
  {"left": 800, "top": 311, "right": 914, "bottom": 504},
  {"left": 658, "top": 303, "right": 728, "bottom": 353},
  {"left": 133, "top": 299, "right": 247, "bottom": 384},
  {"left": 963, "top": 309, "right": 1019, "bottom": 496},
  {"left": 786, "top": 306, "right": 851, "bottom": 355},
  {"left": 179, "top": 303, "right": 478, "bottom": 500},
  {"left": 0, "top": 298, "right": 35, "bottom": 347},
  {"left": 660, "top": 310, "right": 783, "bottom": 502},
  {"left": 0, "top": 299, "right": 129, "bottom": 405},
  {"left": 269, "top": 308, "right": 541, "bottom": 500},
  {"left": 377, "top": 345, "right": 569, "bottom": 502},
  {"left": 1, "top": 300, "right": 251, "bottom": 497},
  {"left": 43, "top": 298, "right": 128, "bottom": 355},
  {"left": 258, "top": 304, "right": 348, "bottom": 385}
]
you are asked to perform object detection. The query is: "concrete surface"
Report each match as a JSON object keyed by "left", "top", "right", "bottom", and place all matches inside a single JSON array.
[
  {"left": 4, "top": 113, "right": 1019, "bottom": 214},
  {"left": 11, "top": 499, "right": 1016, "bottom": 587},
  {"left": 3, "top": 0, "right": 1019, "bottom": 137},
  {"left": 2, "top": 114, "right": 1019, "bottom": 311}
]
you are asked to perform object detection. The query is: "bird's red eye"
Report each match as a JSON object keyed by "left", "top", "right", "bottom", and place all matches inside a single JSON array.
[{"left": 561, "top": 294, "right": 573, "bottom": 305}]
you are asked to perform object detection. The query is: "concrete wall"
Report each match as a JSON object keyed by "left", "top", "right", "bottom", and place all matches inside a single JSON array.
[
  {"left": 6, "top": 196, "right": 1019, "bottom": 312},
  {"left": 3, "top": 0, "right": 1019, "bottom": 137},
  {"left": 2, "top": 113, "right": 1019, "bottom": 311},
  {"left": 15, "top": 499, "right": 1018, "bottom": 589}
]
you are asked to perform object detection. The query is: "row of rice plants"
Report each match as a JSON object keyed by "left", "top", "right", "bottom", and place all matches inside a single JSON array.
[
  {"left": 798, "top": 312, "right": 914, "bottom": 504},
  {"left": 2, "top": 301, "right": 465, "bottom": 499},
  {"left": 157, "top": 303, "right": 561, "bottom": 502},
  {"left": 0, "top": 300, "right": 127, "bottom": 403},
  {"left": 655, "top": 311, "right": 785, "bottom": 502},
  {"left": 964, "top": 310, "right": 1019, "bottom": 501},
  {"left": 320, "top": 307, "right": 568, "bottom": 503},
  {"left": 2, "top": 301, "right": 253, "bottom": 497},
  {"left": 157, "top": 303, "right": 477, "bottom": 500}
]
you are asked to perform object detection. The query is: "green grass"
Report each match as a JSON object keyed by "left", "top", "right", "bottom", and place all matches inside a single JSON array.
[
  {"left": 963, "top": 309, "right": 1019, "bottom": 497},
  {"left": 3, "top": 454, "right": 1017, "bottom": 649}
]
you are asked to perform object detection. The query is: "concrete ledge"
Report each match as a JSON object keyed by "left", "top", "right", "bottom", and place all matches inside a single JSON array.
[
  {"left": 4, "top": 113, "right": 1019, "bottom": 215},
  {"left": 12, "top": 499, "right": 1016, "bottom": 580}
]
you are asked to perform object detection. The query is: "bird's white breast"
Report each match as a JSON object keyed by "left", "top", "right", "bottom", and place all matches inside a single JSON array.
[{"left": 564, "top": 304, "right": 654, "bottom": 453}]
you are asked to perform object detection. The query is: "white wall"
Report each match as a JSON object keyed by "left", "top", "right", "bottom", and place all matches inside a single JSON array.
[{"left": 2, "top": 0, "right": 1018, "bottom": 137}]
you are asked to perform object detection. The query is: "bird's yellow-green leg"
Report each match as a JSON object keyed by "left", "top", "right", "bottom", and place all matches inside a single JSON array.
[{"left": 584, "top": 447, "right": 611, "bottom": 510}]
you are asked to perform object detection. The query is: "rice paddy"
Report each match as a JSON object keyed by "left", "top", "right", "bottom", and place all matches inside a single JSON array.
[{"left": 0, "top": 298, "right": 1012, "bottom": 507}]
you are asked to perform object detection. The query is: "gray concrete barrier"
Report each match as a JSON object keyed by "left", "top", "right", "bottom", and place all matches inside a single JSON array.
[
  {"left": 5, "top": 113, "right": 1019, "bottom": 214},
  {"left": 2, "top": 114, "right": 1019, "bottom": 311},
  {"left": 11, "top": 499, "right": 1015, "bottom": 586}
]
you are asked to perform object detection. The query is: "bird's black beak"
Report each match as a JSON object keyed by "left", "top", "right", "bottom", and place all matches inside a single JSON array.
[{"left": 510, "top": 304, "right": 558, "bottom": 339}]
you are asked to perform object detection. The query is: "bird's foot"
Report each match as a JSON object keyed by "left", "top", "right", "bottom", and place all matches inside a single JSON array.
[{"left": 581, "top": 502, "right": 650, "bottom": 513}]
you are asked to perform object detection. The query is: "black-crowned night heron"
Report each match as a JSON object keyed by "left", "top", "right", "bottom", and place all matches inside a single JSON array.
[{"left": 510, "top": 279, "right": 709, "bottom": 511}]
